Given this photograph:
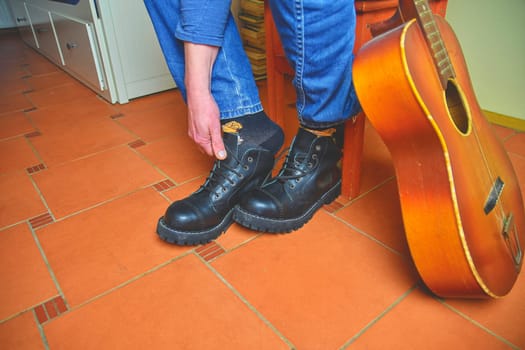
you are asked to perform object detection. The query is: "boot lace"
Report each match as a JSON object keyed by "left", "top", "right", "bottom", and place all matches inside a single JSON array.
[
  {"left": 273, "top": 147, "right": 319, "bottom": 184},
  {"left": 200, "top": 146, "right": 247, "bottom": 199}
]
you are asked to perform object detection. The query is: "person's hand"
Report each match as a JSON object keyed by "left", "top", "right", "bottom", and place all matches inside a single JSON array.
[
  {"left": 186, "top": 89, "right": 226, "bottom": 159},
  {"left": 184, "top": 42, "right": 226, "bottom": 160}
]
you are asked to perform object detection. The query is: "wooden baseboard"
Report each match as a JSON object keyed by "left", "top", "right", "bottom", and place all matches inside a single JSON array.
[{"left": 484, "top": 110, "right": 525, "bottom": 131}]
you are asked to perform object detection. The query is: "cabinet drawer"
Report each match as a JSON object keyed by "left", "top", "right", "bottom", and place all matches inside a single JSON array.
[
  {"left": 8, "top": 0, "right": 38, "bottom": 48},
  {"left": 52, "top": 13, "right": 106, "bottom": 91},
  {"left": 26, "top": 4, "right": 63, "bottom": 65}
]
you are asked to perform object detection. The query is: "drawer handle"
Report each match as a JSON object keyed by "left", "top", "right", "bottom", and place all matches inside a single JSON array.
[
  {"left": 36, "top": 27, "right": 49, "bottom": 34},
  {"left": 16, "top": 17, "right": 27, "bottom": 23},
  {"left": 66, "top": 42, "right": 78, "bottom": 50}
]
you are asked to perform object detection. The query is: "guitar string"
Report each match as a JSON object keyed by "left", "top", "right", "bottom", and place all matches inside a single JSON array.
[
  {"left": 416, "top": 0, "right": 520, "bottom": 267},
  {"left": 416, "top": 0, "right": 506, "bottom": 224}
]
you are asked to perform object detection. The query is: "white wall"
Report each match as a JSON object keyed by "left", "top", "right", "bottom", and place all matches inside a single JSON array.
[{"left": 446, "top": 0, "right": 525, "bottom": 120}]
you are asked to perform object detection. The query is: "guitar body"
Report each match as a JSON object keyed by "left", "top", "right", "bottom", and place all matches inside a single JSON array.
[{"left": 353, "top": 16, "right": 525, "bottom": 298}]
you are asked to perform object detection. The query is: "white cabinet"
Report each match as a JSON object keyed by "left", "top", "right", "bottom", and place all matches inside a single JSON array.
[
  {"left": 25, "top": 3, "right": 63, "bottom": 64},
  {"left": 7, "top": 0, "right": 175, "bottom": 104},
  {"left": 8, "top": 0, "right": 38, "bottom": 48},
  {"left": 95, "top": 0, "right": 176, "bottom": 102},
  {"left": 52, "top": 13, "right": 105, "bottom": 91}
]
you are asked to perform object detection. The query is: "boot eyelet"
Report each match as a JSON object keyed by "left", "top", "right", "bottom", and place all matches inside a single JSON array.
[
  {"left": 247, "top": 156, "right": 254, "bottom": 163},
  {"left": 315, "top": 145, "right": 322, "bottom": 151},
  {"left": 243, "top": 165, "right": 249, "bottom": 170},
  {"left": 290, "top": 184, "right": 296, "bottom": 189},
  {"left": 312, "top": 154, "right": 318, "bottom": 160}
]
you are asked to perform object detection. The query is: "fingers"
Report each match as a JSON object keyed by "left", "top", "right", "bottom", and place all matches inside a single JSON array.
[
  {"left": 188, "top": 116, "right": 226, "bottom": 160},
  {"left": 185, "top": 89, "right": 226, "bottom": 160},
  {"left": 210, "top": 124, "right": 226, "bottom": 160}
]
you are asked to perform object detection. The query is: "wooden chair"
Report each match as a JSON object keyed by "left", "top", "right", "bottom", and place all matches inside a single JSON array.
[{"left": 264, "top": 0, "right": 448, "bottom": 198}]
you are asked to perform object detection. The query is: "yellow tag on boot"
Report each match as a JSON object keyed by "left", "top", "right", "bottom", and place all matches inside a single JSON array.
[
  {"left": 222, "top": 121, "right": 243, "bottom": 134},
  {"left": 301, "top": 126, "right": 337, "bottom": 138}
]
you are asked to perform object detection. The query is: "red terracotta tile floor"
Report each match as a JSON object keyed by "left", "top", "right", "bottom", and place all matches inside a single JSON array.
[{"left": 1, "top": 29, "right": 525, "bottom": 350}]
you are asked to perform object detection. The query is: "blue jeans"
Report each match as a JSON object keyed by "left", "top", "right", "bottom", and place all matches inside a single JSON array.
[{"left": 143, "top": 0, "right": 360, "bottom": 127}]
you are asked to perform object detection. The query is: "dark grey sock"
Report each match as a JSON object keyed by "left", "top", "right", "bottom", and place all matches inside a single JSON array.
[{"left": 222, "top": 111, "right": 284, "bottom": 155}]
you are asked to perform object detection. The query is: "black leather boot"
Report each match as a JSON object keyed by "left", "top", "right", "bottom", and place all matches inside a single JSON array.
[
  {"left": 234, "top": 126, "right": 343, "bottom": 233},
  {"left": 157, "top": 131, "right": 276, "bottom": 245}
]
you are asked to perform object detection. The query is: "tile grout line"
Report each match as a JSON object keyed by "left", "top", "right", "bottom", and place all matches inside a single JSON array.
[
  {"left": 438, "top": 300, "right": 521, "bottom": 350},
  {"left": 27, "top": 221, "right": 66, "bottom": 304},
  {"left": 36, "top": 184, "right": 165, "bottom": 225},
  {"left": 333, "top": 176, "right": 397, "bottom": 214},
  {"left": 195, "top": 232, "right": 265, "bottom": 263},
  {"left": 0, "top": 295, "right": 55, "bottom": 325},
  {"left": 1, "top": 219, "right": 33, "bottom": 233},
  {"left": 125, "top": 142, "right": 181, "bottom": 184},
  {"left": 56, "top": 250, "right": 195, "bottom": 318},
  {"left": 328, "top": 211, "right": 406, "bottom": 258},
  {"left": 31, "top": 310, "right": 51, "bottom": 350},
  {"left": 22, "top": 141, "right": 144, "bottom": 170},
  {"left": 27, "top": 172, "right": 56, "bottom": 224},
  {"left": 3, "top": 250, "right": 195, "bottom": 327},
  {"left": 109, "top": 113, "right": 142, "bottom": 141},
  {"left": 41, "top": 143, "right": 129, "bottom": 167},
  {"left": 216, "top": 232, "right": 266, "bottom": 257},
  {"left": 22, "top": 121, "right": 46, "bottom": 166},
  {"left": 338, "top": 285, "right": 417, "bottom": 349},
  {"left": 157, "top": 190, "right": 173, "bottom": 203},
  {"left": 121, "top": 132, "right": 215, "bottom": 192},
  {"left": 1, "top": 175, "right": 196, "bottom": 233},
  {"left": 195, "top": 252, "right": 297, "bottom": 349}
]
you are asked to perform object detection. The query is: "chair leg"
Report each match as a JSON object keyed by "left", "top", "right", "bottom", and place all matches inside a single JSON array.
[{"left": 341, "top": 111, "right": 366, "bottom": 198}]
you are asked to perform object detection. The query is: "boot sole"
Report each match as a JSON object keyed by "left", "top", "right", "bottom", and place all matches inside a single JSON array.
[
  {"left": 233, "top": 180, "right": 341, "bottom": 233},
  {"left": 156, "top": 209, "right": 234, "bottom": 246}
]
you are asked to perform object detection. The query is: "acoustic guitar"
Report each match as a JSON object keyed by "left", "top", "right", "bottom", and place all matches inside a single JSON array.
[{"left": 353, "top": 0, "right": 525, "bottom": 298}]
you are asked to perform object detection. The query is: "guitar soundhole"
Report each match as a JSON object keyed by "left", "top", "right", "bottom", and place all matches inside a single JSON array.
[{"left": 445, "top": 80, "right": 470, "bottom": 135}]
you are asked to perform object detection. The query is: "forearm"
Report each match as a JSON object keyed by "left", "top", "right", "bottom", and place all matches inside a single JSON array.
[
  {"left": 178, "top": 1, "right": 231, "bottom": 160},
  {"left": 184, "top": 42, "right": 225, "bottom": 159},
  {"left": 184, "top": 43, "right": 218, "bottom": 99}
]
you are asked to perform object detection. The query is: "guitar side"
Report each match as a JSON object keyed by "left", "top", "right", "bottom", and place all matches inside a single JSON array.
[{"left": 353, "top": 17, "right": 525, "bottom": 298}]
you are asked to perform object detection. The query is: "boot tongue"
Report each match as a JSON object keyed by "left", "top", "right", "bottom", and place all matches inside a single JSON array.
[
  {"left": 279, "top": 128, "right": 317, "bottom": 177},
  {"left": 292, "top": 127, "right": 318, "bottom": 154}
]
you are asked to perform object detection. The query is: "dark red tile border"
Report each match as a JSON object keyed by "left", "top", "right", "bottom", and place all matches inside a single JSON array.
[
  {"left": 26, "top": 163, "right": 46, "bottom": 174},
  {"left": 110, "top": 113, "right": 125, "bottom": 119},
  {"left": 29, "top": 213, "right": 54, "bottom": 230},
  {"left": 153, "top": 179, "right": 175, "bottom": 192},
  {"left": 34, "top": 304, "right": 48, "bottom": 324},
  {"left": 25, "top": 131, "right": 42, "bottom": 138},
  {"left": 128, "top": 139, "right": 146, "bottom": 149},
  {"left": 195, "top": 241, "right": 225, "bottom": 261},
  {"left": 33, "top": 296, "right": 68, "bottom": 324}
]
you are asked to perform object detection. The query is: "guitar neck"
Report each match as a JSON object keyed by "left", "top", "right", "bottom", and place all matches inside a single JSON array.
[{"left": 413, "top": 0, "right": 456, "bottom": 89}]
